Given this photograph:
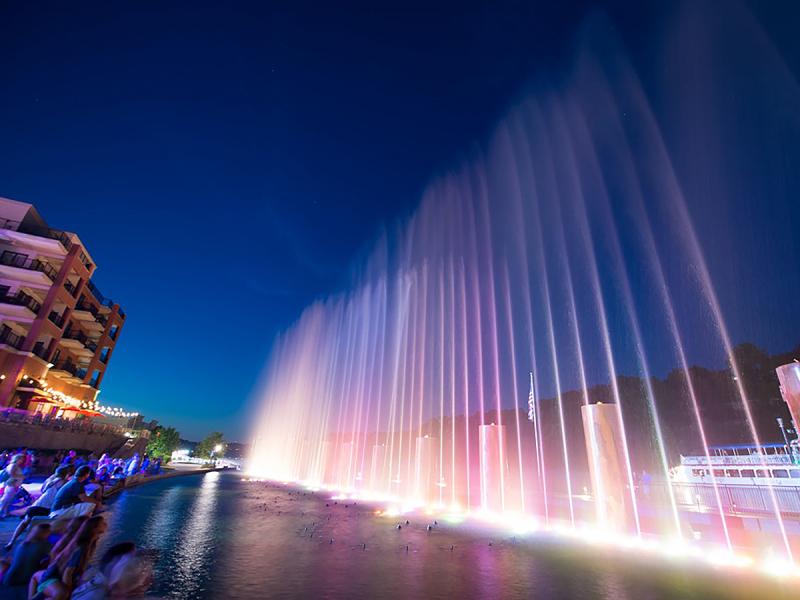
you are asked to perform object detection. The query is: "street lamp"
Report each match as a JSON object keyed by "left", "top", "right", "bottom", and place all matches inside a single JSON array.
[
  {"left": 778, "top": 417, "right": 791, "bottom": 451},
  {"left": 211, "top": 443, "right": 224, "bottom": 467}
]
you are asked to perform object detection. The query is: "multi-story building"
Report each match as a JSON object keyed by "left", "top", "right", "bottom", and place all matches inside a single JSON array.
[{"left": 0, "top": 197, "right": 125, "bottom": 414}]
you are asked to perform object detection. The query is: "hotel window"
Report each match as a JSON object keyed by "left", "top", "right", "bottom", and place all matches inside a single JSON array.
[
  {"left": 772, "top": 469, "right": 789, "bottom": 479},
  {"left": 740, "top": 469, "right": 755, "bottom": 478},
  {"left": 89, "top": 369, "right": 101, "bottom": 388},
  {"left": 109, "top": 324, "right": 119, "bottom": 340},
  {"left": 99, "top": 347, "right": 110, "bottom": 363}
]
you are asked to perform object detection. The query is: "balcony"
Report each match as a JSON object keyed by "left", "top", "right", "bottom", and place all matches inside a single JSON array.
[
  {"left": 0, "top": 289, "right": 42, "bottom": 316},
  {"left": 0, "top": 325, "right": 25, "bottom": 350},
  {"left": 64, "top": 281, "right": 78, "bottom": 297},
  {"left": 86, "top": 281, "right": 119, "bottom": 318},
  {"left": 0, "top": 218, "right": 73, "bottom": 252},
  {"left": 0, "top": 251, "right": 59, "bottom": 282},
  {"left": 50, "top": 360, "right": 88, "bottom": 381},
  {"left": 0, "top": 220, "right": 93, "bottom": 271},
  {"left": 71, "top": 300, "right": 106, "bottom": 330},
  {"left": 61, "top": 328, "right": 98, "bottom": 354},
  {"left": 48, "top": 310, "right": 66, "bottom": 329},
  {"left": 31, "top": 341, "right": 50, "bottom": 361}
]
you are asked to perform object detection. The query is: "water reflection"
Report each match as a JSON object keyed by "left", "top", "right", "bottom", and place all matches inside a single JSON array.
[
  {"left": 97, "top": 474, "right": 797, "bottom": 599},
  {"left": 168, "top": 471, "right": 220, "bottom": 599},
  {"left": 141, "top": 486, "right": 183, "bottom": 549}
]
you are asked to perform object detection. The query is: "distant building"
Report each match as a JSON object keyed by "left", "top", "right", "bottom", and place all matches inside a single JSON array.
[{"left": 0, "top": 197, "right": 126, "bottom": 415}]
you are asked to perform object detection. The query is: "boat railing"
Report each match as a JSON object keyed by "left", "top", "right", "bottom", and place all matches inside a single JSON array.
[{"left": 681, "top": 454, "right": 795, "bottom": 466}]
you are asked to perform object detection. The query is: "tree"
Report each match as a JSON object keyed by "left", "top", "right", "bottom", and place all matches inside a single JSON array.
[
  {"left": 195, "top": 432, "right": 226, "bottom": 459},
  {"left": 146, "top": 426, "right": 181, "bottom": 462}
]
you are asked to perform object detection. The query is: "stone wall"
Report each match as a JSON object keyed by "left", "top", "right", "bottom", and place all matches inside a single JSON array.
[{"left": 0, "top": 420, "right": 138, "bottom": 455}]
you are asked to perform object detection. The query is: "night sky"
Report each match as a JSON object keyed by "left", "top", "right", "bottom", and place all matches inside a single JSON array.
[{"left": 1, "top": 1, "right": 798, "bottom": 441}]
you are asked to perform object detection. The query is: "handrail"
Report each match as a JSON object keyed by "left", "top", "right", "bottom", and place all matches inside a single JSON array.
[
  {"left": 0, "top": 290, "right": 42, "bottom": 314},
  {"left": 0, "top": 325, "right": 25, "bottom": 350},
  {"left": 0, "top": 251, "right": 59, "bottom": 281}
]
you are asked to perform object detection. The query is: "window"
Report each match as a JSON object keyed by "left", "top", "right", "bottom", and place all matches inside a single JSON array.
[
  {"left": 741, "top": 469, "right": 756, "bottom": 478},
  {"left": 99, "top": 347, "right": 110, "bottom": 363},
  {"left": 713, "top": 469, "right": 725, "bottom": 477},
  {"left": 772, "top": 470, "right": 789, "bottom": 479},
  {"left": 109, "top": 325, "right": 119, "bottom": 340},
  {"left": 790, "top": 470, "right": 800, "bottom": 479},
  {"left": 725, "top": 470, "right": 741, "bottom": 478},
  {"left": 756, "top": 469, "right": 769, "bottom": 478},
  {"left": 89, "top": 369, "right": 101, "bottom": 388}
]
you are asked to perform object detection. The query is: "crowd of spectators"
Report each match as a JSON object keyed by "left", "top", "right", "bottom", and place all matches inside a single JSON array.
[{"left": 0, "top": 449, "right": 161, "bottom": 598}]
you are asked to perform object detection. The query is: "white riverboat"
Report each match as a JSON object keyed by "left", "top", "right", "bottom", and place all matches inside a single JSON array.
[{"left": 671, "top": 442, "right": 800, "bottom": 487}]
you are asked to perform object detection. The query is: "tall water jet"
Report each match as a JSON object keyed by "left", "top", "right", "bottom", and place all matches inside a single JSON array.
[{"left": 248, "top": 3, "right": 800, "bottom": 568}]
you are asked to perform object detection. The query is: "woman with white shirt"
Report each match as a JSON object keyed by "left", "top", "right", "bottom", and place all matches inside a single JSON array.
[
  {"left": 0, "top": 454, "right": 26, "bottom": 518},
  {"left": 2, "top": 465, "right": 72, "bottom": 550}
]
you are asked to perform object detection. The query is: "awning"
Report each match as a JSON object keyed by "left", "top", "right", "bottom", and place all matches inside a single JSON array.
[
  {"left": 29, "top": 396, "right": 57, "bottom": 404},
  {"left": 68, "top": 408, "right": 103, "bottom": 417}
]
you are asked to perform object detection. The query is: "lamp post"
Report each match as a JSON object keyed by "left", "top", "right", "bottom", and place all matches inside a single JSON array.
[
  {"left": 778, "top": 417, "right": 791, "bottom": 452},
  {"left": 212, "top": 443, "right": 223, "bottom": 467}
]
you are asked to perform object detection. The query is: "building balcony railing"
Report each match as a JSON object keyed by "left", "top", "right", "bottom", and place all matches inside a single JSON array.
[
  {"left": 75, "top": 299, "right": 109, "bottom": 324},
  {"left": 64, "top": 281, "right": 78, "bottom": 297},
  {"left": 0, "top": 219, "right": 94, "bottom": 271},
  {"left": 86, "top": 280, "right": 113, "bottom": 308},
  {"left": 52, "top": 360, "right": 88, "bottom": 380},
  {"left": 0, "top": 289, "right": 42, "bottom": 314},
  {"left": 0, "top": 325, "right": 25, "bottom": 350},
  {"left": 0, "top": 251, "right": 59, "bottom": 281},
  {"left": 62, "top": 328, "right": 98, "bottom": 352},
  {"left": 31, "top": 341, "right": 50, "bottom": 360},
  {"left": 48, "top": 310, "right": 66, "bottom": 328}
]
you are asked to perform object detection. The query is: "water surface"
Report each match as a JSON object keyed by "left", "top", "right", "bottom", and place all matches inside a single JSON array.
[{"left": 98, "top": 472, "right": 797, "bottom": 599}]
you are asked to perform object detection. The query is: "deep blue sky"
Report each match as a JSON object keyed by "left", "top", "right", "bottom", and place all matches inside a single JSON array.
[{"left": 1, "top": 1, "right": 797, "bottom": 440}]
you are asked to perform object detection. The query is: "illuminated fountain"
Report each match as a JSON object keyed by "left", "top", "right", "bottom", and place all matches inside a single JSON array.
[{"left": 249, "top": 6, "right": 800, "bottom": 576}]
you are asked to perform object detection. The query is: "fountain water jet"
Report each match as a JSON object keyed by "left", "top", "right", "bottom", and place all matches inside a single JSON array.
[{"left": 248, "top": 6, "right": 800, "bottom": 568}]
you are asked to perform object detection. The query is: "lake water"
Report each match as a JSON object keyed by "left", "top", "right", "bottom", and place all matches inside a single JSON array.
[{"left": 93, "top": 472, "right": 797, "bottom": 599}]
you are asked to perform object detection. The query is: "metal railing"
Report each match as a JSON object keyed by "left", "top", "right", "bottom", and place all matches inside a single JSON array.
[
  {"left": 0, "top": 289, "right": 42, "bottom": 314},
  {"left": 0, "top": 325, "right": 25, "bottom": 350},
  {"left": 52, "top": 360, "right": 88, "bottom": 380},
  {"left": 650, "top": 481, "right": 800, "bottom": 516},
  {"left": 86, "top": 280, "right": 113, "bottom": 308},
  {"left": 0, "top": 219, "right": 94, "bottom": 271},
  {"left": 31, "top": 341, "right": 50, "bottom": 360},
  {"left": 62, "top": 328, "right": 98, "bottom": 352},
  {"left": 681, "top": 454, "right": 795, "bottom": 467},
  {"left": 48, "top": 311, "right": 65, "bottom": 328},
  {"left": 0, "top": 251, "right": 59, "bottom": 281}
]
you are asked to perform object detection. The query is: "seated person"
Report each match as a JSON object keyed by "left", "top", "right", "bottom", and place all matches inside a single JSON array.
[
  {"left": 3, "top": 466, "right": 72, "bottom": 551},
  {"left": 31, "top": 516, "right": 106, "bottom": 599},
  {"left": 0, "top": 523, "right": 51, "bottom": 587},
  {"left": 70, "top": 542, "right": 137, "bottom": 600},
  {"left": 49, "top": 466, "right": 102, "bottom": 520}
]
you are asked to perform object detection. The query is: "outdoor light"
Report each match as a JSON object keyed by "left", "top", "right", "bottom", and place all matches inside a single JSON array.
[{"left": 214, "top": 444, "right": 223, "bottom": 453}]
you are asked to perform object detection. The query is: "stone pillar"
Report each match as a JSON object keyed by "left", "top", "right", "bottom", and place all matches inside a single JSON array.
[
  {"left": 414, "top": 435, "right": 438, "bottom": 503},
  {"left": 776, "top": 363, "right": 800, "bottom": 436},
  {"left": 581, "top": 403, "right": 630, "bottom": 531},
  {"left": 478, "top": 423, "right": 507, "bottom": 512}
]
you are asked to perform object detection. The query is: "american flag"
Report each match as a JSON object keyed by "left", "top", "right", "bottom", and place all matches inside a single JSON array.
[{"left": 527, "top": 371, "right": 536, "bottom": 422}]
